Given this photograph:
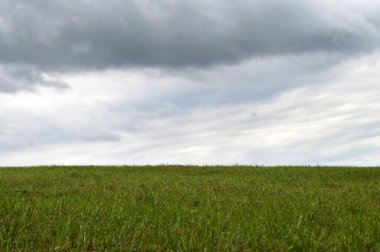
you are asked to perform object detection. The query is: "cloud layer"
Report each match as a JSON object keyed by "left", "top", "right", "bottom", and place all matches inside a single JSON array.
[
  {"left": 1, "top": 0, "right": 380, "bottom": 165},
  {"left": 1, "top": 0, "right": 380, "bottom": 71},
  {"left": 2, "top": 52, "right": 380, "bottom": 165}
]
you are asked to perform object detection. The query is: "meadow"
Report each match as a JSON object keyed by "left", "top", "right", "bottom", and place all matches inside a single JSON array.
[{"left": 0, "top": 166, "right": 379, "bottom": 251}]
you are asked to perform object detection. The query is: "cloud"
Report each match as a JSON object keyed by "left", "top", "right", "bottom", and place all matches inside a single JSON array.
[
  {"left": 1, "top": 51, "right": 380, "bottom": 165},
  {"left": 0, "top": 0, "right": 379, "bottom": 72},
  {"left": 1, "top": 0, "right": 380, "bottom": 165},
  {"left": 0, "top": 65, "right": 69, "bottom": 92}
]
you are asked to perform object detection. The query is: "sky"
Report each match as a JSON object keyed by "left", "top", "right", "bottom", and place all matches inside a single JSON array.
[{"left": 1, "top": 0, "right": 380, "bottom": 166}]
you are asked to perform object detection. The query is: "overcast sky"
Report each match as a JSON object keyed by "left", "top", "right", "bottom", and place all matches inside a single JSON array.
[{"left": 1, "top": 0, "right": 380, "bottom": 166}]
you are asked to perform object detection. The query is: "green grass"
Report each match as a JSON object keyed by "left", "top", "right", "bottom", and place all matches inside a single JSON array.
[{"left": 0, "top": 166, "right": 379, "bottom": 251}]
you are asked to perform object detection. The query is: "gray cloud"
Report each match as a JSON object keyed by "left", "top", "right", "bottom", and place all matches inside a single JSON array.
[
  {"left": 0, "top": 0, "right": 379, "bottom": 72},
  {"left": 0, "top": 65, "right": 68, "bottom": 92},
  {"left": 1, "top": 0, "right": 380, "bottom": 165}
]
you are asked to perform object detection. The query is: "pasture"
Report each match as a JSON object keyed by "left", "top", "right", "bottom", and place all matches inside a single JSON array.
[{"left": 0, "top": 166, "right": 379, "bottom": 251}]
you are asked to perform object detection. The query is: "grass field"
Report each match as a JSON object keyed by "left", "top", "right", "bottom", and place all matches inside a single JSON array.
[{"left": 0, "top": 166, "right": 379, "bottom": 251}]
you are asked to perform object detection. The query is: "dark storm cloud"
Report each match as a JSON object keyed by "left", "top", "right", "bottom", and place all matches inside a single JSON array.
[{"left": 0, "top": 0, "right": 379, "bottom": 71}]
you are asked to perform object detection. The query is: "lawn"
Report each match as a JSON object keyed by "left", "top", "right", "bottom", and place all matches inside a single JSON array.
[{"left": 0, "top": 166, "right": 379, "bottom": 251}]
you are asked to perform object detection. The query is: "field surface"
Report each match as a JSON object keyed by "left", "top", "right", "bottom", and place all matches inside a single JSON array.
[{"left": 0, "top": 166, "right": 379, "bottom": 251}]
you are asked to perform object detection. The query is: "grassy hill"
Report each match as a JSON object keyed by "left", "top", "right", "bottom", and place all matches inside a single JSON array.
[{"left": 0, "top": 166, "right": 379, "bottom": 251}]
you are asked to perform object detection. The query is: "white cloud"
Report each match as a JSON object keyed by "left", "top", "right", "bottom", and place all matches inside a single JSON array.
[{"left": 1, "top": 51, "right": 380, "bottom": 165}]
